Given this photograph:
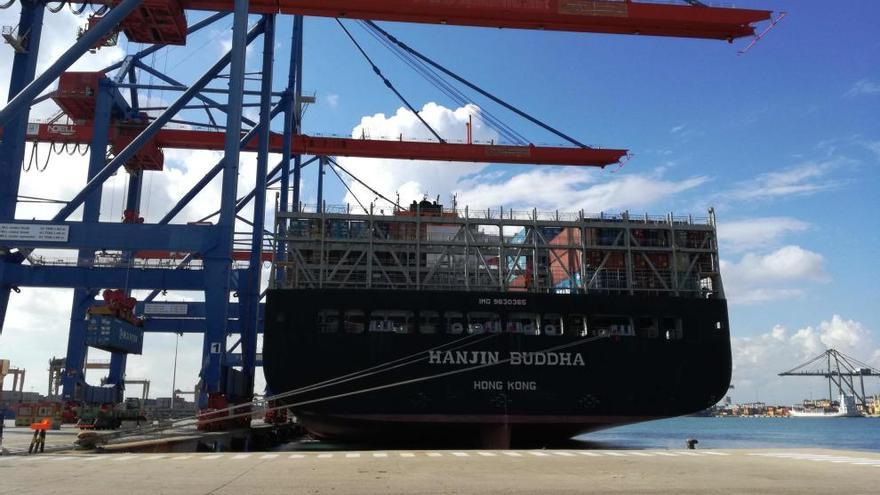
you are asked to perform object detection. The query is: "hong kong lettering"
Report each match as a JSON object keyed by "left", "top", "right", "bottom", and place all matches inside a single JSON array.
[{"left": 473, "top": 380, "right": 537, "bottom": 391}]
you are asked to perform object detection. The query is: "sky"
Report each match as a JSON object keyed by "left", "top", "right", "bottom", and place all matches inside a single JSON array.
[{"left": 0, "top": 1, "right": 879, "bottom": 406}]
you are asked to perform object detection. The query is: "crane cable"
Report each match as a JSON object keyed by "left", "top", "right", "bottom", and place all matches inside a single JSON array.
[
  {"left": 336, "top": 19, "right": 446, "bottom": 144},
  {"left": 327, "top": 162, "right": 368, "bottom": 214},
  {"left": 358, "top": 21, "right": 529, "bottom": 146},
  {"left": 361, "top": 25, "right": 526, "bottom": 144},
  {"left": 46, "top": 1, "right": 66, "bottom": 14},
  {"left": 365, "top": 20, "right": 592, "bottom": 149},
  {"left": 69, "top": 1, "right": 87, "bottom": 15},
  {"left": 329, "top": 157, "right": 403, "bottom": 210},
  {"left": 22, "top": 141, "right": 52, "bottom": 172},
  {"left": 91, "top": 2, "right": 108, "bottom": 15}
]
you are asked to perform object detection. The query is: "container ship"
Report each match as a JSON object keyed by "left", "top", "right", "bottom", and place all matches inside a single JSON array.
[
  {"left": 264, "top": 201, "right": 730, "bottom": 447},
  {"left": 790, "top": 395, "right": 863, "bottom": 418}
]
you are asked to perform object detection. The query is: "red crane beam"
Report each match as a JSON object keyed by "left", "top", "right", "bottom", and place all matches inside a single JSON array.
[
  {"left": 293, "top": 135, "right": 627, "bottom": 167},
  {"left": 182, "top": 0, "right": 773, "bottom": 41},
  {"left": 15, "top": 123, "right": 628, "bottom": 167}
]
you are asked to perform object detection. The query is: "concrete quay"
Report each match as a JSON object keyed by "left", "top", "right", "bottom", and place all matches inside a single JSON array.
[
  {"left": 0, "top": 424, "right": 79, "bottom": 454},
  {"left": 1, "top": 448, "right": 879, "bottom": 494}
]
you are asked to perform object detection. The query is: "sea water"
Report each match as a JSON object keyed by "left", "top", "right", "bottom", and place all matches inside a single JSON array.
[
  {"left": 575, "top": 416, "right": 880, "bottom": 452},
  {"left": 6, "top": 417, "right": 880, "bottom": 452}
]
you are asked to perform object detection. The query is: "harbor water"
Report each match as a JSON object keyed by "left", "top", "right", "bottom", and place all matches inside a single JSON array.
[
  {"left": 575, "top": 416, "right": 880, "bottom": 452},
  {"left": 6, "top": 417, "right": 880, "bottom": 452}
]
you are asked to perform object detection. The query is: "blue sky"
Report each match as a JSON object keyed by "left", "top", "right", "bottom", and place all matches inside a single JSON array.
[
  {"left": 280, "top": 2, "right": 880, "bottom": 340},
  {"left": 1, "top": 1, "right": 879, "bottom": 404}
]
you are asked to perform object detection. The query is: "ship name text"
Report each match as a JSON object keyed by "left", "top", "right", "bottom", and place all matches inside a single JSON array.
[{"left": 428, "top": 350, "right": 585, "bottom": 367}]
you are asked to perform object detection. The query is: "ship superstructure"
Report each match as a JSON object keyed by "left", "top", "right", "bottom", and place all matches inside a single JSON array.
[{"left": 272, "top": 200, "right": 723, "bottom": 297}]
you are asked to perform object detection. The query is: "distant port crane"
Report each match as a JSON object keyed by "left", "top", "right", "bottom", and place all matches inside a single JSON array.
[{"left": 779, "top": 349, "right": 879, "bottom": 410}]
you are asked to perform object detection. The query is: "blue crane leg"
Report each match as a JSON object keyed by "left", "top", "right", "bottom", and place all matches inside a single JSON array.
[
  {"left": 291, "top": 16, "right": 304, "bottom": 211},
  {"left": 105, "top": 171, "right": 145, "bottom": 400},
  {"left": 0, "top": 2, "right": 44, "bottom": 334},
  {"left": 239, "top": 14, "right": 276, "bottom": 400},
  {"left": 200, "top": 0, "right": 252, "bottom": 409},
  {"left": 61, "top": 80, "right": 114, "bottom": 401},
  {"left": 275, "top": 15, "right": 303, "bottom": 280}
]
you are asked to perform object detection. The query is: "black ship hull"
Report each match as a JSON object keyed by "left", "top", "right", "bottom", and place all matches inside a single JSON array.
[{"left": 263, "top": 289, "right": 731, "bottom": 447}]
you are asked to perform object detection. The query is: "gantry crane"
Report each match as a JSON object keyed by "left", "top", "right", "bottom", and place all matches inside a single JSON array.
[
  {"left": 779, "top": 349, "right": 879, "bottom": 410},
  {"left": 0, "top": 0, "right": 776, "bottom": 424}
]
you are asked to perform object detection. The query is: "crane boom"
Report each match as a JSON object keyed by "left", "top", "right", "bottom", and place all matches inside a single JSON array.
[
  {"left": 179, "top": 0, "right": 772, "bottom": 41},
  {"left": 11, "top": 124, "right": 628, "bottom": 167}
]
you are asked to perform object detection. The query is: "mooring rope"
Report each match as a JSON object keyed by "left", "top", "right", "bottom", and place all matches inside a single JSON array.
[
  {"left": 95, "top": 332, "right": 608, "bottom": 446},
  {"left": 9, "top": 332, "right": 609, "bottom": 455}
]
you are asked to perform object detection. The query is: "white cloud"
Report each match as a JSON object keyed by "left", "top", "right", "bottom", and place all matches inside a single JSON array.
[
  {"left": 731, "top": 316, "right": 879, "bottom": 404},
  {"left": 844, "top": 79, "right": 880, "bottom": 98},
  {"left": 717, "top": 217, "right": 810, "bottom": 253},
  {"left": 732, "top": 245, "right": 826, "bottom": 282},
  {"left": 667, "top": 123, "right": 703, "bottom": 143},
  {"left": 456, "top": 168, "right": 707, "bottom": 213},
  {"left": 721, "top": 245, "right": 827, "bottom": 305},
  {"left": 337, "top": 103, "right": 497, "bottom": 209},
  {"left": 338, "top": 102, "right": 707, "bottom": 215},
  {"left": 863, "top": 140, "right": 880, "bottom": 161},
  {"left": 726, "top": 161, "right": 841, "bottom": 202},
  {"left": 325, "top": 93, "right": 339, "bottom": 109},
  {"left": 727, "top": 287, "right": 806, "bottom": 306}
]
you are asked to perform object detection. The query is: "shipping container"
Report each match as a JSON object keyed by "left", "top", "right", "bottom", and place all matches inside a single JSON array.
[{"left": 86, "top": 315, "right": 144, "bottom": 354}]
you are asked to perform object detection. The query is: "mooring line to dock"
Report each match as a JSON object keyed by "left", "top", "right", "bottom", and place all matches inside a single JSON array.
[
  {"left": 15, "top": 333, "right": 609, "bottom": 455},
  {"left": 220, "top": 332, "right": 608, "bottom": 427},
  {"left": 267, "top": 334, "right": 609, "bottom": 414},
  {"left": 50, "top": 333, "right": 500, "bottom": 451},
  {"left": 276, "top": 333, "right": 499, "bottom": 397}
]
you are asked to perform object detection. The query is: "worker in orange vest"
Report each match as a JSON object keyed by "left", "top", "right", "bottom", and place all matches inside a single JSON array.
[{"left": 28, "top": 418, "right": 51, "bottom": 454}]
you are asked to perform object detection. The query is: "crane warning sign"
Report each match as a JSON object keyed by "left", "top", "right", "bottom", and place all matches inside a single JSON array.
[{"left": 0, "top": 223, "right": 70, "bottom": 242}]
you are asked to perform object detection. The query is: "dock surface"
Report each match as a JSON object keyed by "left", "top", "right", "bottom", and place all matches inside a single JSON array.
[{"left": 2, "top": 448, "right": 879, "bottom": 494}]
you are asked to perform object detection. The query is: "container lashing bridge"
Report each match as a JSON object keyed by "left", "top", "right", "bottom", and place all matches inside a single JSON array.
[{"left": 0, "top": 0, "right": 775, "bottom": 428}]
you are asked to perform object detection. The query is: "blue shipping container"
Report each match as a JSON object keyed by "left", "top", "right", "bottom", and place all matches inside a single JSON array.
[{"left": 86, "top": 315, "right": 144, "bottom": 354}]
